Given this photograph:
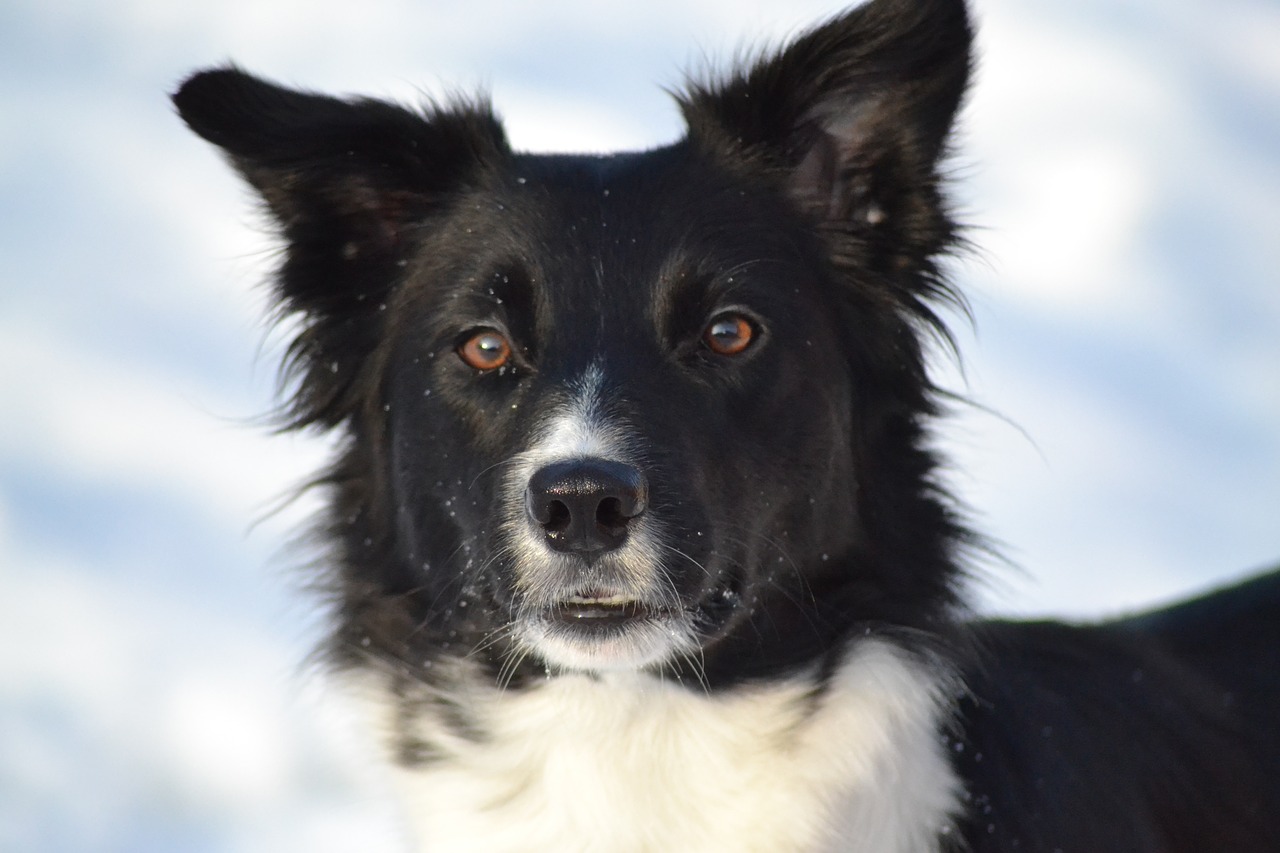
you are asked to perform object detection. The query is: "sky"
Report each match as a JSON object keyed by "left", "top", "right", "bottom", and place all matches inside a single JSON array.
[{"left": 1, "top": 0, "right": 1277, "bottom": 849}]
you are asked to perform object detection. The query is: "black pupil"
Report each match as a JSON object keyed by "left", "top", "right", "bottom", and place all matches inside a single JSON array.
[
  {"left": 477, "top": 333, "right": 502, "bottom": 354},
  {"left": 711, "top": 318, "right": 742, "bottom": 343}
]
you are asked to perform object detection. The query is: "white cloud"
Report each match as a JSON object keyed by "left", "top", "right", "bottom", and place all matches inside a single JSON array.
[
  {"left": 0, "top": 546, "right": 398, "bottom": 852},
  {"left": 0, "top": 319, "right": 326, "bottom": 530}
]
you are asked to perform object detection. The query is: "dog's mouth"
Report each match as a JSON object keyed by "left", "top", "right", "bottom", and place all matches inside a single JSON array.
[
  {"left": 549, "top": 593, "right": 661, "bottom": 627},
  {"left": 503, "top": 549, "right": 755, "bottom": 673},
  {"left": 515, "top": 587, "right": 693, "bottom": 672}
]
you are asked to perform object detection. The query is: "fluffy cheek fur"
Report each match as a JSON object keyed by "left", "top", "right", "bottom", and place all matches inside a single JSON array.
[{"left": 354, "top": 640, "right": 962, "bottom": 853}]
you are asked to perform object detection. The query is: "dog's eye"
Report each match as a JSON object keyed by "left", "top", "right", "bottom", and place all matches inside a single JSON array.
[
  {"left": 457, "top": 329, "right": 512, "bottom": 371},
  {"left": 703, "top": 314, "right": 755, "bottom": 356}
]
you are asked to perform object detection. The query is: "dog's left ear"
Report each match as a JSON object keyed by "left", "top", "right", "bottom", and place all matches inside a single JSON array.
[{"left": 680, "top": 0, "right": 971, "bottom": 230}]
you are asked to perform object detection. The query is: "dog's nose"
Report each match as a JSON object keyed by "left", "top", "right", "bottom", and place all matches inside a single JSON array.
[{"left": 526, "top": 459, "right": 648, "bottom": 555}]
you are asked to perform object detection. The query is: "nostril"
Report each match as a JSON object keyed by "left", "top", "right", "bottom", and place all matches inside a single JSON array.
[
  {"left": 544, "top": 500, "right": 571, "bottom": 533},
  {"left": 596, "top": 496, "right": 627, "bottom": 538}
]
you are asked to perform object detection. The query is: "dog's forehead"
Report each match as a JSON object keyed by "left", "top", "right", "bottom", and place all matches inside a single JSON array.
[
  {"left": 511, "top": 148, "right": 678, "bottom": 204},
  {"left": 503, "top": 150, "right": 686, "bottom": 260},
  {"left": 480, "top": 147, "right": 804, "bottom": 311},
  {"left": 419, "top": 150, "right": 727, "bottom": 326}
]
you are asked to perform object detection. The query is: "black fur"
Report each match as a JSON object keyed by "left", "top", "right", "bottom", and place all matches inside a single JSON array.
[
  {"left": 173, "top": 0, "right": 1280, "bottom": 848},
  {"left": 956, "top": 572, "right": 1280, "bottom": 851}
]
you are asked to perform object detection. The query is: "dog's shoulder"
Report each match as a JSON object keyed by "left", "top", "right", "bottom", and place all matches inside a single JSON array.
[{"left": 953, "top": 585, "right": 1280, "bottom": 852}]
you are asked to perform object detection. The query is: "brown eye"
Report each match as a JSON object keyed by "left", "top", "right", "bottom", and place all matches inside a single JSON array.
[
  {"left": 703, "top": 314, "right": 755, "bottom": 356},
  {"left": 457, "top": 329, "right": 511, "bottom": 370}
]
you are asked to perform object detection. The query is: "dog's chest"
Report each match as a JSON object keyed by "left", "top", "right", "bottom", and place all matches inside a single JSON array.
[{"left": 376, "top": 642, "right": 960, "bottom": 852}]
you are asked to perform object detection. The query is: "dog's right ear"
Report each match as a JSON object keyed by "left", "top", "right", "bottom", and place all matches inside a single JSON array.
[
  {"left": 172, "top": 67, "right": 508, "bottom": 296},
  {"left": 173, "top": 68, "right": 508, "bottom": 427}
]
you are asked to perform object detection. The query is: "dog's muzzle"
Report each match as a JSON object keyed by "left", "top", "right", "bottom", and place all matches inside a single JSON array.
[{"left": 514, "top": 457, "right": 696, "bottom": 670}]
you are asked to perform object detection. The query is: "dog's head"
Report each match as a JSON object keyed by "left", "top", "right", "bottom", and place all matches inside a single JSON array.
[{"left": 174, "top": 0, "right": 972, "bottom": 684}]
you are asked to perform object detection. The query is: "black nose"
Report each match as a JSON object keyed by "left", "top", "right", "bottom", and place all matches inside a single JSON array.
[{"left": 526, "top": 459, "right": 648, "bottom": 555}]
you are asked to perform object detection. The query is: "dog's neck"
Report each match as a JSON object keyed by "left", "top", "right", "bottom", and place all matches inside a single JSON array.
[{"left": 356, "top": 639, "right": 961, "bottom": 853}]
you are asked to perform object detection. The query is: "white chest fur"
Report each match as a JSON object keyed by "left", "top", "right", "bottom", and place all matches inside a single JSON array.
[{"left": 369, "top": 641, "right": 960, "bottom": 852}]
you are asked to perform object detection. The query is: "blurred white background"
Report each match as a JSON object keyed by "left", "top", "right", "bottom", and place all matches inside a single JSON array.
[{"left": 1, "top": 0, "right": 1277, "bottom": 848}]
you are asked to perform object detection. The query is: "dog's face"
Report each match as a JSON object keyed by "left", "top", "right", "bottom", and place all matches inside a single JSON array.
[
  {"left": 174, "top": 0, "right": 972, "bottom": 685},
  {"left": 380, "top": 150, "right": 862, "bottom": 673}
]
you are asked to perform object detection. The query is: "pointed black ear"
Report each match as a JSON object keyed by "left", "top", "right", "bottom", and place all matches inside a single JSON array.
[
  {"left": 173, "top": 66, "right": 507, "bottom": 284},
  {"left": 680, "top": 0, "right": 971, "bottom": 231},
  {"left": 173, "top": 68, "right": 509, "bottom": 428}
]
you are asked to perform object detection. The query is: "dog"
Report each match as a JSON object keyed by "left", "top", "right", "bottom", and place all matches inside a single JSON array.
[{"left": 173, "top": 0, "right": 1280, "bottom": 849}]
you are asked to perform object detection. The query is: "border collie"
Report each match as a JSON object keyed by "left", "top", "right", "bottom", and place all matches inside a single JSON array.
[{"left": 173, "top": 0, "right": 1280, "bottom": 849}]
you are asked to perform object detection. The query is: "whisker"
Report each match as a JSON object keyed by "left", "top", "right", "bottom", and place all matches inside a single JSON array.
[
  {"left": 497, "top": 643, "right": 531, "bottom": 692},
  {"left": 656, "top": 541, "right": 715, "bottom": 581},
  {"left": 467, "top": 622, "right": 517, "bottom": 658},
  {"left": 468, "top": 455, "right": 521, "bottom": 492},
  {"left": 679, "top": 646, "right": 711, "bottom": 695}
]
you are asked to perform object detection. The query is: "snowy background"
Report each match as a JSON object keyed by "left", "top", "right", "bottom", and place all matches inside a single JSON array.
[{"left": 1, "top": 0, "right": 1277, "bottom": 849}]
